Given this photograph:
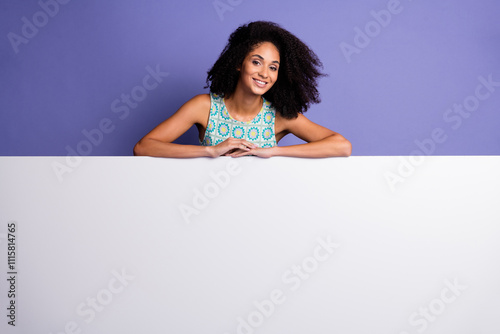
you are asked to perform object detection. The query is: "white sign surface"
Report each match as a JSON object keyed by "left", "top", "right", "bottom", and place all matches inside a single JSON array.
[{"left": 1, "top": 156, "right": 499, "bottom": 333}]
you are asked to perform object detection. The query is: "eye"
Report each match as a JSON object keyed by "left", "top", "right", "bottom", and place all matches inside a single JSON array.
[
  {"left": 270, "top": 66, "right": 278, "bottom": 72},
  {"left": 252, "top": 60, "right": 261, "bottom": 66}
]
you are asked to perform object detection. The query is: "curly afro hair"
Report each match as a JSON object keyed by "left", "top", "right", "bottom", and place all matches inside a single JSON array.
[{"left": 206, "top": 21, "right": 325, "bottom": 119}]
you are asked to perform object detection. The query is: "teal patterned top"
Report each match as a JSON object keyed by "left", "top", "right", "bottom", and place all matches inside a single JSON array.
[{"left": 200, "top": 93, "right": 277, "bottom": 148}]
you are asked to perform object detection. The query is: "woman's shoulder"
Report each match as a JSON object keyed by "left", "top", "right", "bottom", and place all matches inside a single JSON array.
[
  {"left": 184, "top": 94, "right": 211, "bottom": 113},
  {"left": 274, "top": 109, "right": 297, "bottom": 123},
  {"left": 173, "top": 94, "right": 211, "bottom": 125},
  {"left": 188, "top": 93, "right": 211, "bottom": 105},
  {"left": 274, "top": 111, "right": 310, "bottom": 134}
]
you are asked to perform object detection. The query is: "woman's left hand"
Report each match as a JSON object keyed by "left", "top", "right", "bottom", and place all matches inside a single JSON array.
[{"left": 225, "top": 147, "right": 274, "bottom": 158}]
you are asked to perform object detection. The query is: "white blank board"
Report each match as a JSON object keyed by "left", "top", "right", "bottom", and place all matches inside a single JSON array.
[{"left": 0, "top": 156, "right": 499, "bottom": 334}]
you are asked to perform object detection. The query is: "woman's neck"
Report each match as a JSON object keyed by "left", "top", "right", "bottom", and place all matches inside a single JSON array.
[{"left": 225, "top": 89, "right": 262, "bottom": 122}]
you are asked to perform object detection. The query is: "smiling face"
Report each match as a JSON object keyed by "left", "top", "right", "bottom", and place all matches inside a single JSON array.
[{"left": 237, "top": 41, "right": 280, "bottom": 96}]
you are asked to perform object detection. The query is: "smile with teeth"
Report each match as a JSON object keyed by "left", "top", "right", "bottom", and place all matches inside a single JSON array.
[{"left": 253, "top": 78, "right": 268, "bottom": 88}]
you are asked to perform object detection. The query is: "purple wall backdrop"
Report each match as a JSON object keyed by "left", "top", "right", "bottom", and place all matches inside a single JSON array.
[{"left": 1, "top": 0, "right": 499, "bottom": 156}]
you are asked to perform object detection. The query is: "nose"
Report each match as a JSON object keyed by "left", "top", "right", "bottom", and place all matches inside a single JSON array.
[{"left": 258, "top": 67, "right": 268, "bottom": 79}]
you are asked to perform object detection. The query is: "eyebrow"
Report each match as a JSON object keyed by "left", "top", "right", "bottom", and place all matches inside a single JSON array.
[{"left": 252, "top": 54, "right": 280, "bottom": 65}]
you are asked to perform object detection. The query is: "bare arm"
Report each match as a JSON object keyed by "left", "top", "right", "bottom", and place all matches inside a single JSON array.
[
  {"left": 133, "top": 94, "right": 258, "bottom": 158},
  {"left": 230, "top": 113, "right": 352, "bottom": 158}
]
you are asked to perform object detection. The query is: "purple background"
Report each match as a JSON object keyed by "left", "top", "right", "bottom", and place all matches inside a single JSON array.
[{"left": 1, "top": 0, "right": 499, "bottom": 156}]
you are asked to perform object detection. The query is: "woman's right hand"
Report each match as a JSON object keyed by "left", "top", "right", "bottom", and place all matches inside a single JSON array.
[{"left": 207, "top": 138, "right": 258, "bottom": 157}]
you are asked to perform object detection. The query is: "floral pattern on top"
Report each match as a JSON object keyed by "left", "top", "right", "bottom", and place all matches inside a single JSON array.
[{"left": 201, "top": 93, "right": 277, "bottom": 148}]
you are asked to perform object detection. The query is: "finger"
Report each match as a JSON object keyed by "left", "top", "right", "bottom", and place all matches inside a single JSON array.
[
  {"left": 232, "top": 139, "right": 256, "bottom": 149},
  {"left": 232, "top": 149, "right": 253, "bottom": 158},
  {"left": 235, "top": 143, "right": 251, "bottom": 151},
  {"left": 226, "top": 149, "right": 243, "bottom": 157},
  {"left": 244, "top": 141, "right": 258, "bottom": 149},
  {"left": 229, "top": 148, "right": 246, "bottom": 155}
]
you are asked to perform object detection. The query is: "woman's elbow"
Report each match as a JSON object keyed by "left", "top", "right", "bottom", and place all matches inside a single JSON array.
[
  {"left": 342, "top": 139, "right": 352, "bottom": 157},
  {"left": 332, "top": 134, "right": 352, "bottom": 157},
  {"left": 133, "top": 139, "right": 146, "bottom": 156}
]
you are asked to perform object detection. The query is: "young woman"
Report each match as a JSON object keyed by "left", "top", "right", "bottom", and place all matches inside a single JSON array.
[{"left": 134, "top": 21, "right": 351, "bottom": 158}]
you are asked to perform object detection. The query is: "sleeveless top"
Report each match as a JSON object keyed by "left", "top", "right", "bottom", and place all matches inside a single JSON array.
[{"left": 200, "top": 93, "right": 277, "bottom": 148}]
